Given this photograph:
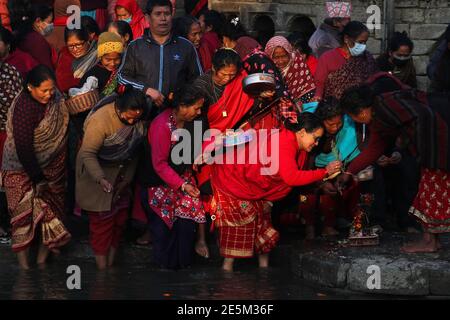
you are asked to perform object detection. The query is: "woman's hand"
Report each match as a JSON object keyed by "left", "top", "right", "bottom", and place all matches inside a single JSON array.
[
  {"left": 325, "top": 160, "right": 342, "bottom": 176},
  {"left": 377, "top": 155, "right": 390, "bottom": 167},
  {"left": 99, "top": 178, "right": 113, "bottom": 193},
  {"left": 390, "top": 151, "right": 402, "bottom": 165},
  {"left": 183, "top": 183, "right": 200, "bottom": 198},
  {"left": 145, "top": 88, "right": 165, "bottom": 107}
]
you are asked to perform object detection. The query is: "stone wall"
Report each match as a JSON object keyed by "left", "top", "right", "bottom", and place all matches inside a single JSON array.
[{"left": 209, "top": 0, "right": 450, "bottom": 90}]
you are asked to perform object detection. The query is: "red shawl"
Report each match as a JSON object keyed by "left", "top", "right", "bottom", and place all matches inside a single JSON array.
[
  {"left": 115, "top": 0, "right": 149, "bottom": 39},
  {"left": 207, "top": 71, "right": 255, "bottom": 131},
  {"left": 211, "top": 129, "right": 327, "bottom": 201},
  {"left": 55, "top": 47, "right": 80, "bottom": 93}
]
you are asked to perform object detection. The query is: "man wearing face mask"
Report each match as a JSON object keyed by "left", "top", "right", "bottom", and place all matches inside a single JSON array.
[
  {"left": 11, "top": 3, "right": 54, "bottom": 71},
  {"left": 376, "top": 32, "right": 417, "bottom": 88},
  {"left": 309, "top": 1, "right": 352, "bottom": 58},
  {"left": 314, "top": 20, "right": 378, "bottom": 101}
]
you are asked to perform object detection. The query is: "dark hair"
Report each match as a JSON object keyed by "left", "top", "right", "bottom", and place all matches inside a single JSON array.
[
  {"left": 324, "top": 17, "right": 347, "bottom": 28},
  {"left": 342, "top": 21, "right": 369, "bottom": 41},
  {"left": 253, "top": 15, "right": 275, "bottom": 48},
  {"left": 14, "top": 4, "right": 53, "bottom": 43},
  {"left": 287, "top": 31, "right": 312, "bottom": 55},
  {"left": 81, "top": 16, "right": 100, "bottom": 37},
  {"left": 107, "top": 20, "right": 134, "bottom": 43},
  {"left": 203, "top": 10, "right": 224, "bottom": 34},
  {"left": 64, "top": 27, "right": 90, "bottom": 43},
  {"left": 220, "top": 14, "right": 247, "bottom": 41},
  {"left": 284, "top": 112, "right": 323, "bottom": 133},
  {"left": 146, "top": 0, "right": 173, "bottom": 15},
  {"left": 7, "top": 0, "right": 32, "bottom": 31},
  {"left": 0, "top": 25, "right": 16, "bottom": 52},
  {"left": 173, "top": 15, "right": 199, "bottom": 39},
  {"left": 116, "top": 85, "right": 146, "bottom": 112},
  {"left": 315, "top": 97, "right": 342, "bottom": 121},
  {"left": 212, "top": 48, "right": 242, "bottom": 71},
  {"left": 388, "top": 31, "right": 414, "bottom": 53},
  {"left": 288, "top": 16, "right": 316, "bottom": 40},
  {"left": 340, "top": 85, "right": 375, "bottom": 115},
  {"left": 24, "top": 64, "right": 56, "bottom": 90},
  {"left": 445, "top": 24, "right": 450, "bottom": 43},
  {"left": 172, "top": 85, "right": 205, "bottom": 109}
]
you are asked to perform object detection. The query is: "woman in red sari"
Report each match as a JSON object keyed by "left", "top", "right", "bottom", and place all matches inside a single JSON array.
[
  {"left": 115, "top": 0, "right": 149, "bottom": 40},
  {"left": 206, "top": 112, "right": 342, "bottom": 271},
  {"left": 314, "top": 21, "right": 378, "bottom": 101}
]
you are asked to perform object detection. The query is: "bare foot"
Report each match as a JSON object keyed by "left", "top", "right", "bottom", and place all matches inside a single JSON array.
[
  {"left": 322, "top": 227, "right": 339, "bottom": 237},
  {"left": 195, "top": 241, "right": 209, "bottom": 258},
  {"left": 305, "top": 225, "right": 315, "bottom": 240},
  {"left": 136, "top": 230, "right": 151, "bottom": 245},
  {"left": 222, "top": 258, "right": 234, "bottom": 272},
  {"left": 258, "top": 254, "right": 269, "bottom": 268}
]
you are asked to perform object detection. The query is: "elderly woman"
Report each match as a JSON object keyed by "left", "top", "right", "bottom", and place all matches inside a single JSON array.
[
  {"left": 340, "top": 84, "right": 450, "bottom": 253},
  {"left": 205, "top": 112, "right": 342, "bottom": 271},
  {"left": 143, "top": 85, "right": 209, "bottom": 269},
  {"left": 315, "top": 21, "right": 378, "bottom": 100},
  {"left": 76, "top": 85, "right": 146, "bottom": 269},
  {"left": 1, "top": 65, "right": 71, "bottom": 269},
  {"left": 265, "top": 35, "right": 316, "bottom": 108},
  {"left": 221, "top": 17, "right": 296, "bottom": 123}
]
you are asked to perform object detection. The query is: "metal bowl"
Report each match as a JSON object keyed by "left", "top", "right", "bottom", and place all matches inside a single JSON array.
[{"left": 242, "top": 73, "right": 276, "bottom": 97}]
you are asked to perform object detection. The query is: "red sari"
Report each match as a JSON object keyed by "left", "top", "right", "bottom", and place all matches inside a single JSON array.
[{"left": 210, "top": 129, "right": 327, "bottom": 258}]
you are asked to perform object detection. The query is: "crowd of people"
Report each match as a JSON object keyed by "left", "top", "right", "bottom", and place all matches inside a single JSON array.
[{"left": 0, "top": 0, "right": 449, "bottom": 272}]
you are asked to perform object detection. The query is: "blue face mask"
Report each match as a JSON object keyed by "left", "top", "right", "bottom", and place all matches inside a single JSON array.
[
  {"left": 122, "top": 15, "right": 132, "bottom": 24},
  {"left": 349, "top": 42, "right": 366, "bottom": 56}
]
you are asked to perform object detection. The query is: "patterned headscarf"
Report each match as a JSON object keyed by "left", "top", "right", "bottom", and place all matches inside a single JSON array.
[
  {"left": 265, "top": 36, "right": 315, "bottom": 104},
  {"left": 326, "top": 1, "right": 352, "bottom": 18}
]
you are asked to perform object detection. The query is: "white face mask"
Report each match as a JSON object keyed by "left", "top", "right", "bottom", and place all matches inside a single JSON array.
[{"left": 349, "top": 42, "right": 366, "bottom": 56}]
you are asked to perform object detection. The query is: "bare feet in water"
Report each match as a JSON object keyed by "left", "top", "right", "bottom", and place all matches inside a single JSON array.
[{"left": 222, "top": 258, "right": 234, "bottom": 272}]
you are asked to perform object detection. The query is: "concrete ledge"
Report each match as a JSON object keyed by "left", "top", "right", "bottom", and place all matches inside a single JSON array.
[{"left": 291, "top": 233, "right": 450, "bottom": 296}]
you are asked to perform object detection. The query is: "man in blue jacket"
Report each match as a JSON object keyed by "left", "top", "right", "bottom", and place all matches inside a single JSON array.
[{"left": 118, "top": 0, "right": 203, "bottom": 108}]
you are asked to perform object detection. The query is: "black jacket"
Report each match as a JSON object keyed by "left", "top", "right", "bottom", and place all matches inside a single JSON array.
[{"left": 118, "top": 31, "right": 203, "bottom": 97}]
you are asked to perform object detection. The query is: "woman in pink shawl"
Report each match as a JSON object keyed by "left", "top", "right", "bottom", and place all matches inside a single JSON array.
[{"left": 265, "top": 36, "right": 316, "bottom": 109}]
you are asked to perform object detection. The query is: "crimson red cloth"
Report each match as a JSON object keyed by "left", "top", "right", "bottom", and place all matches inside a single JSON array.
[
  {"left": 207, "top": 71, "right": 255, "bottom": 131},
  {"left": 410, "top": 168, "right": 450, "bottom": 233},
  {"left": 306, "top": 54, "right": 318, "bottom": 76},
  {"left": 211, "top": 129, "right": 327, "bottom": 202},
  {"left": 88, "top": 209, "right": 128, "bottom": 255},
  {"left": 115, "top": 0, "right": 149, "bottom": 39},
  {"left": 4, "top": 49, "right": 38, "bottom": 79},
  {"left": 19, "top": 31, "right": 54, "bottom": 71},
  {"left": 314, "top": 48, "right": 347, "bottom": 99},
  {"left": 198, "top": 31, "right": 221, "bottom": 72},
  {"left": 55, "top": 47, "right": 80, "bottom": 93}
]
